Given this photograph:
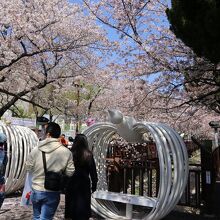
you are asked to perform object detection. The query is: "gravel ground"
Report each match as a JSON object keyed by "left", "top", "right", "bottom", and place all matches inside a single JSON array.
[
  {"left": 0, "top": 191, "right": 219, "bottom": 220},
  {"left": 0, "top": 194, "right": 66, "bottom": 220},
  {"left": 0, "top": 194, "right": 102, "bottom": 220}
]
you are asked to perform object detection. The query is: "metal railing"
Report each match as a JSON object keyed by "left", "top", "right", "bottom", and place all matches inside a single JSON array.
[{"left": 107, "top": 160, "right": 202, "bottom": 208}]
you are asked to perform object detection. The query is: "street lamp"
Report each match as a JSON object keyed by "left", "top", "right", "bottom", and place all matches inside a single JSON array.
[{"left": 73, "top": 79, "right": 82, "bottom": 134}]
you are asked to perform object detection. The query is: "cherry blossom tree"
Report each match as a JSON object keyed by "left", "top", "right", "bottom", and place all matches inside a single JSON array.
[
  {"left": 0, "top": 0, "right": 218, "bottom": 139},
  {"left": 0, "top": 0, "right": 109, "bottom": 117},
  {"left": 82, "top": 0, "right": 220, "bottom": 120}
]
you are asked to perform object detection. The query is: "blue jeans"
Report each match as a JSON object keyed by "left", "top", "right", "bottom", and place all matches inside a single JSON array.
[
  {"left": 0, "top": 176, "right": 5, "bottom": 208},
  {"left": 0, "top": 191, "right": 5, "bottom": 208},
  {"left": 31, "top": 190, "right": 60, "bottom": 220}
]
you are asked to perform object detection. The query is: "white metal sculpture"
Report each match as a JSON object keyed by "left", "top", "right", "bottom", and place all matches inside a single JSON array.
[
  {"left": 0, "top": 123, "right": 38, "bottom": 194},
  {"left": 83, "top": 110, "right": 189, "bottom": 220}
]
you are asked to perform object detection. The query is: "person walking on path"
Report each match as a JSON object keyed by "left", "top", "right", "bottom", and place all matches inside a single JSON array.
[
  {"left": 60, "top": 134, "right": 69, "bottom": 148},
  {"left": 65, "top": 134, "right": 98, "bottom": 220},
  {"left": 26, "top": 122, "right": 75, "bottom": 220},
  {"left": 0, "top": 133, "right": 8, "bottom": 208}
]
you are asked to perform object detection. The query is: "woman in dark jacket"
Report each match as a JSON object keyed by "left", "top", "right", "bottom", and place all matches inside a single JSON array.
[{"left": 65, "top": 134, "right": 98, "bottom": 220}]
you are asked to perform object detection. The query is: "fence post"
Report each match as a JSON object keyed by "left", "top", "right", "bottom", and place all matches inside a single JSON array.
[
  {"left": 139, "top": 168, "right": 144, "bottom": 196},
  {"left": 131, "top": 168, "right": 135, "bottom": 194},
  {"left": 200, "top": 140, "right": 215, "bottom": 216},
  {"left": 123, "top": 167, "right": 127, "bottom": 194}
]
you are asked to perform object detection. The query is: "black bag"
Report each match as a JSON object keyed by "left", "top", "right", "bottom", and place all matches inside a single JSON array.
[
  {"left": 44, "top": 171, "right": 62, "bottom": 191},
  {"left": 42, "top": 152, "right": 64, "bottom": 191}
]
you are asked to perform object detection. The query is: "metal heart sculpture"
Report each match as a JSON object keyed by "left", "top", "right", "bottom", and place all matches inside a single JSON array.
[
  {"left": 83, "top": 110, "right": 189, "bottom": 220},
  {"left": 0, "top": 123, "right": 38, "bottom": 194}
]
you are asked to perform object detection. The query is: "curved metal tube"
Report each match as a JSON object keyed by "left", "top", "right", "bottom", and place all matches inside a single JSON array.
[
  {"left": 0, "top": 123, "right": 38, "bottom": 194},
  {"left": 83, "top": 121, "right": 188, "bottom": 220}
]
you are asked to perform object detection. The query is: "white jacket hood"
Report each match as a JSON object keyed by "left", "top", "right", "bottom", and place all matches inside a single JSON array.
[{"left": 38, "top": 138, "right": 62, "bottom": 153}]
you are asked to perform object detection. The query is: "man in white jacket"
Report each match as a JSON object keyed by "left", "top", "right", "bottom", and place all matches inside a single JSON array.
[{"left": 26, "top": 122, "right": 74, "bottom": 220}]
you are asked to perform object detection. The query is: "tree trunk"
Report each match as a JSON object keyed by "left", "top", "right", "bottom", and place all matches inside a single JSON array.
[{"left": 0, "top": 96, "right": 19, "bottom": 117}]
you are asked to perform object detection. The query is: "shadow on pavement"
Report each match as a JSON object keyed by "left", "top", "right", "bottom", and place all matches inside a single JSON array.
[{"left": 163, "top": 210, "right": 218, "bottom": 220}]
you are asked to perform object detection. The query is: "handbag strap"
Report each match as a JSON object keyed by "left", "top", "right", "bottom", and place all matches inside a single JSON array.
[
  {"left": 42, "top": 151, "right": 63, "bottom": 175},
  {"left": 42, "top": 152, "right": 47, "bottom": 174}
]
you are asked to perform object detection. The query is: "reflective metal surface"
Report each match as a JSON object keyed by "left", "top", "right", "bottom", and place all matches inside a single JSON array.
[
  {"left": 0, "top": 123, "right": 38, "bottom": 194},
  {"left": 83, "top": 111, "right": 188, "bottom": 220}
]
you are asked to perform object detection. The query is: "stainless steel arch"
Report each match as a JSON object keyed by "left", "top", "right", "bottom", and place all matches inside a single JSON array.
[
  {"left": 0, "top": 123, "right": 38, "bottom": 194},
  {"left": 83, "top": 114, "right": 189, "bottom": 220}
]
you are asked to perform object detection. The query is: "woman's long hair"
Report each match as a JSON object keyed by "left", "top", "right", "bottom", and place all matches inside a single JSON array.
[{"left": 71, "top": 134, "right": 92, "bottom": 166}]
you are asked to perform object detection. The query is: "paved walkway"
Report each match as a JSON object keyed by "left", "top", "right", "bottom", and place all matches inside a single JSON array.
[
  {"left": 0, "top": 195, "right": 65, "bottom": 220},
  {"left": 163, "top": 208, "right": 219, "bottom": 220},
  {"left": 0, "top": 194, "right": 102, "bottom": 220},
  {"left": 1, "top": 182, "right": 220, "bottom": 220},
  {"left": 163, "top": 181, "right": 220, "bottom": 220}
]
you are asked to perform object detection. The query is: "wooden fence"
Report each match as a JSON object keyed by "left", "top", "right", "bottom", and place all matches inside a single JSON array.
[{"left": 106, "top": 140, "right": 219, "bottom": 213}]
